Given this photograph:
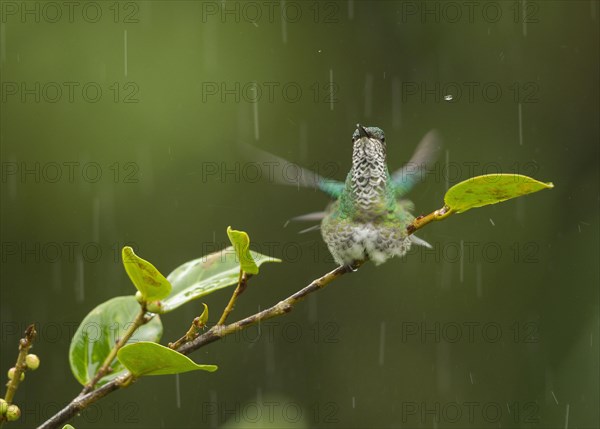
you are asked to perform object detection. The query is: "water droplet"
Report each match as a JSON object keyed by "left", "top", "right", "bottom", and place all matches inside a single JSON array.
[
  {"left": 175, "top": 374, "right": 181, "bottom": 408},
  {"left": 378, "top": 322, "right": 386, "bottom": 366},
  {"left": 444, "top": 94, "right": 453, "bottom": 101}
]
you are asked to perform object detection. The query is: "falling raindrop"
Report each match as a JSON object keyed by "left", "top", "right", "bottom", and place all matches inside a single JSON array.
[
  {"left": 476, "top": 263, "right": 482, "bottom": 298},
  {"left": 93, "top": 196, "right": 100, "bottom": 242},
  {"left": 551, "top": 390, "right": 559, "bottom": 405},
  {"left": 378, "top": 321, "right": 386, "bottom": 366},
  {"left": 52, "top": 260, "right": 62, "bottom": 293},
  {"left": 308, "top": 294, "right": 318, "bottom": 323},
  {"left": 0, "top": 23, "right": 5, "bottom": 64},
  {"left": 257, "top": 305, "right": 262, "bottom": 338},
  {"left": 364, "top": 74, "right": 373, "bottom": 117},
  {"left": 469, "top": 371, "right": 474, "bottom": 384},
  {"left": 175, "top": 374, "right": 181, "bottom": 408},
  {"left": 392, "top": 78, "right": 402, "bottom": 128},
  {"left": 515, "top": 195, "right": 525, "bottom": 224},
  {"left": 436, "top": 342, "right": 451, "bottom": 392},
  {"left": 264, "top": 337, "right": 275, "bottom": 374},
  {"left": 7, "top": 154, "right": 17, "bottom": 199},
  {"left": 124, "top": 29, "right": 128, "bottom": 77},
  {"left": 299, "top": 121, "right": 308, "bottom": 160},
  {"left": 445, "top": 150, "right": 450, "bottom": 192},
  {"left": 329, "top": 69, "right": 334, "bottom": 111},
  {"left": 443, "top": 94, "right": 453, "bottom": 101},
  {"left": 253, "top": 94, "right": 260, "bottom": 141},
  {"left": 351, "top": 396, "right": 356, "bottom": 409},
  {"left": 518, "top": 103, "right": 523, "bottom": 145},
  {"left": 281, "top": 0, "right": 288, "bottom": 44},
  {"left": 489, "top": 218, "right": 496, "bottom": 226},
  {"left": 522, "top": 0, "right": 528, "bottom": 36},
  {"left": 136, "top": 145, "right": 155, "bottom": 196},
  {"left": 74, "top": 254, "right": 85, "bottom": 302},
  {"left": 564, "top": 403, "right": 570, "bottom": 429},
  {"left": 459, "top": 240, "right": 464, "bottom": 283},
  {"left": 209, "top": 390, "right": 218, "bottom": 428}
]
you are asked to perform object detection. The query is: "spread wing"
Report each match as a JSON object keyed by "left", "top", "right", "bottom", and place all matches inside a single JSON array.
[
  {"left": 391, "top": 130, "right": 442, "bottom": 197},
  {"left": 239, "top": 143, "right": 345, "bottom": 198}
]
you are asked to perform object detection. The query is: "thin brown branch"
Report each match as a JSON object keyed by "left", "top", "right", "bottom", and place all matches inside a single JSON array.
[
  {"left": 36, "top": 260, "right": 363, "bottom": 429},
  {"left": 406, "top": 205, "right": 454, "bottom": 235},
  {"left": 1, "top": 324, "right": 37, "bottom": 426}
]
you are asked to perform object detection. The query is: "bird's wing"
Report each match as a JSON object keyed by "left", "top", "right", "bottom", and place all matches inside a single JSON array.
[
  {"left": 239, "top": 143, "right": 345, "bottom": 198},
  {"left": 391, "top": 130, "right": 442, "bottom": 197}
]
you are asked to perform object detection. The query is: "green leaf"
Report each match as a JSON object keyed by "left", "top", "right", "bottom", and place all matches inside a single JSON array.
[
  {"left": 69, "top": 296, "right": 162, "bottom": 386},
  {"left": 122, "top": 246, "right": 172, "bottom": 301},
  {"left": 62, "top": 425, "right": 76, "bottom": 429},
  {"left": 198, "top": 303, "right": 209, "bottom": 327},
  {"left": 444, "top": 174, "right": 553, "bottom": 214},
  {"left": 161, "top": 247, "right": 280, "bottom": 313},
  {"left": 117, "top": 341, "right": 217, "bottom": 376},
  {"left": 226, "top": 226, "right": 259, "bottom": 274}
]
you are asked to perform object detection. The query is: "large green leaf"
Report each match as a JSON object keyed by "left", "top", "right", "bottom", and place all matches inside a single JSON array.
[
  {"left": 69, "top": 296, "right": 162, "bottom": 386},
  {"left": 226, "top": 226, "right": 259, "bottom": 274},
  {"left": 117, "top": 342, "right": 217, "bottom": 376},
  {"left": 161, "top": 247, "right": 281, "bottom": 313},
  {"left": 444, "top": 174, "right": 553, "bottom": 213},
  {"left": 122, "top": 247, "right": 172, "bottom": 301}
]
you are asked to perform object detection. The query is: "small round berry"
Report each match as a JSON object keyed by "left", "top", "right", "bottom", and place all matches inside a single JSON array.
[
  {"left": 6, "top": 404, "right": 20, "bottom": 421},
  {"left": 135, "top": 291, "right": 144, "bottom": 304},
  {"left": 0, "top": 398, "right": 8, "bottom": 415},
  {"left": 25, "top": 354, "right": 40, "bottom": 370},
  {"left": 7, "top": 368, "right": 24, "bottom": 381}
]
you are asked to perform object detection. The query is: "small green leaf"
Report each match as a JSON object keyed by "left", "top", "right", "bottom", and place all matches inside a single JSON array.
[
  {"left": 226, "top": 226, "right": 259, "bottom": 274},
  {"left": 122, "top": 246, "right": 172, "bottom": 301},
  {"left": 198, "top": 303, "right": 209, "bottom": 327},
  {"left": 69, "top": 296, "right": 163, "bottom": 386},
  {"left": 62, "top": 425, "right": 76, "bottom": 429},
  {"left": 444, "top": 174, "right": 553, "bottom": 214},
  {"left": 161, "top": 247, "right": 281, "bottom": 313},
  {"left": 117, "top": 341, "right": 217, "bottom": 376}
]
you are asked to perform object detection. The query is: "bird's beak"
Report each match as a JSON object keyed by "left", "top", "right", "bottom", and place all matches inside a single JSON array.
[{"left": 356, "top": 124, "right": 369, "bottom": 138}]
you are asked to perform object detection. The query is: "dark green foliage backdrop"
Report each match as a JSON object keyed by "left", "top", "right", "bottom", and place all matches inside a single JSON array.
[{"left": 1, "top": 1, "right": 598, "bottom": 428}]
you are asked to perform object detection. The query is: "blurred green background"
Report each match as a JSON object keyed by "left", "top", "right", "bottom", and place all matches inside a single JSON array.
[{"left": 1, "top": 1, "right": 598, "bottom": 428}]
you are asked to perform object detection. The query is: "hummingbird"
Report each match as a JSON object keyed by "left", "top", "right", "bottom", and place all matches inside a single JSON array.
[{"left": 243, "top": 124, "right": 441, "bottom": 266}]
